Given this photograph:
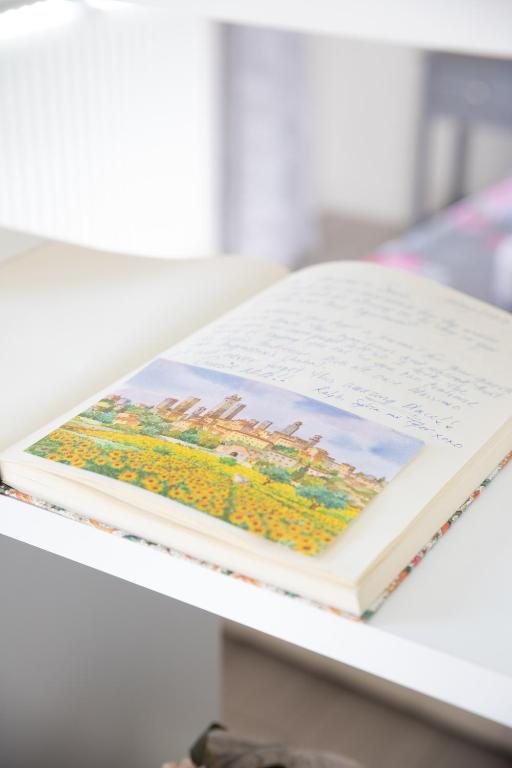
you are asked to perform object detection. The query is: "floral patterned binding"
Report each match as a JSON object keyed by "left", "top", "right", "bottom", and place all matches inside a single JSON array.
[{"left": 1, "top": 450, "right": 511, "bottom": 622}]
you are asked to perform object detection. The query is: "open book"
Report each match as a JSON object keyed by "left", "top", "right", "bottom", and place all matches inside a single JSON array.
[{"left": 2, "top": 241, "right": 512, "bottom": 617}]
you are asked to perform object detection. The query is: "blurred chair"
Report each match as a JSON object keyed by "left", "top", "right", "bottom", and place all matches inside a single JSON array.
[{"left": 412, "top": 52, "right": 512, "bottom": 224}]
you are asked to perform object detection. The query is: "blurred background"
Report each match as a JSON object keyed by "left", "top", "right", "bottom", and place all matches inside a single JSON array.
[{"left": 1, "top": 0, "right": 512, "bottom": 306}]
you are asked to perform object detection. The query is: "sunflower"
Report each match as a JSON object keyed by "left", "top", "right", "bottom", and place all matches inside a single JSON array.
[
  {"left": 119, "top": 470, "right": 138, "bottom": 482},
  {"left": 294, "top": 537, "right": 319, "bottom": 555},
  {"left": 248, "top": 523, "right": 266, "bottom": 535},
  {"left": 69, "top": 456, "right": 86, "bottom": 468},
  {"left": 285, "top": 523, "right": 301, "bottom": 534},
  {"left": 143, "top": 477, "right": 163, "bottom": 493},
  {"left": 48, "top": 431, "right": 64, "bottom": 442},
  {"left": 75, "top": 444, "right": 93, "bottom": 456},
  {"left": 229, "top": 511, "right": 246, "bottom": 524},
  {"left": 269, "top": 528, "right": 286, "bottom": 541},
  {"left": 127, "top": 455, "right": 145, "bottom": 467}
]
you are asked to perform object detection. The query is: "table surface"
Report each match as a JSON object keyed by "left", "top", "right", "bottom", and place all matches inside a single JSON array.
[
  {"left": 1, "top": 234, "right": 511, "bottom": 729},
  {"left": 134, "top": 0, "right": 512, "bottom": 59}
]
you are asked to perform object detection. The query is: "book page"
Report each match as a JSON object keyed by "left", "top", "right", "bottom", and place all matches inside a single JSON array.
[
  {"left": 0, "top": 241, "right": 286, "bottom": 449},
  {"left": 166, "top": 261, "right": 512, "bottom": 580}
]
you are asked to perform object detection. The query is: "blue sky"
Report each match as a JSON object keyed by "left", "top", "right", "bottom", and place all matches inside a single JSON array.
[{"left": 114, "top": 359, "right": 423, "bottom": 480}]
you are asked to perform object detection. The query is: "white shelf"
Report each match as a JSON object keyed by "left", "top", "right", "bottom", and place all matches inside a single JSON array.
[
  {"left": 1, "top": 457, "right": 512, "bottom": 728},
  {"left": 133, "top": 0, "right": 512, "bottom": 58}
]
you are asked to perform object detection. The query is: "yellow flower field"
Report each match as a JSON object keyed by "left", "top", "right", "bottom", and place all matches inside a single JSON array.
[{"left": 26, "top": 421, "right": 361, "bottom": 556}]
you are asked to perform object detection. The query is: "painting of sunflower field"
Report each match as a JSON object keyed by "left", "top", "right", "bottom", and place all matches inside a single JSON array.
[{"left": 26, "top": 359, "right": 423, "bottom": 556}]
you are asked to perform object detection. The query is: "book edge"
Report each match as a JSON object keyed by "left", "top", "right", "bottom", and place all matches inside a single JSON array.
[{"left": 1, "top": 450, "right": 510, "bottom": 622}]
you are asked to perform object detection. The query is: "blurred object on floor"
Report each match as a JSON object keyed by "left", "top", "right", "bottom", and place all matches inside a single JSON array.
[
  {"left": 412, "top": 53, "right": 512, "bottom": 225},
  {"left": 224, "top": 630, "right": 512, "bottom": 768},
  {"left": 185, "top": 723, "right": 363, "bottom": 768},
  {"left": 223, "top": 25, "right": 313, "bottom": 267}
]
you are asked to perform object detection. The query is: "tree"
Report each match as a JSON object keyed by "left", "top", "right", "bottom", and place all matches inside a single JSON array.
[
  {"left": 138, "top": 412, "right": 167, "bottom": 436},
  {"left": 296, "top": 485, "right": 349, "bottom": 510},
  {"left": 125, "top": 405, "right": 147, "bottom": 415},
  {"left": 82, "top": 409, "right": 114, "bottom": 425},
  {"left": 141, "top": 424, "right": 162, "bottom": 437},
  {"left": 257, "top": 462, "right": 292, "bottom": 485},
  {"left": 178, "top": 428, "right": 200, "bottom": 445},
  {"left": 197, "top": 431, "right": 221, "bottom": 449},
  {"left": 273, "top": 444, "right": 299, "bottom": 456},
  {"left": 291, "top": 463, "right": 310, "bottom": 481}
]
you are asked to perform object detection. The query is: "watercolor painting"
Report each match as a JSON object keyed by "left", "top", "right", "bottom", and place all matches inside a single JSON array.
[{"left": 26, "top": 359, "right": 423, "bottom": 556}]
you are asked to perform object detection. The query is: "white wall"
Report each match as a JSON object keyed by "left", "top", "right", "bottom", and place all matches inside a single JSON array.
[
  {"left": 0, "top": 1, "right": 218, "bottom": 257},
  {"left": 307, "top": 35, "right": 512, "bottom": 225},
  {"left": 307, "top": 37, "right": 420, "bottom": 224}
]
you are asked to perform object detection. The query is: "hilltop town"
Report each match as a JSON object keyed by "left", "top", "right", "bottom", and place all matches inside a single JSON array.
[{"left": 85, "top": 391, "right": 386, "bottom": 501}]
